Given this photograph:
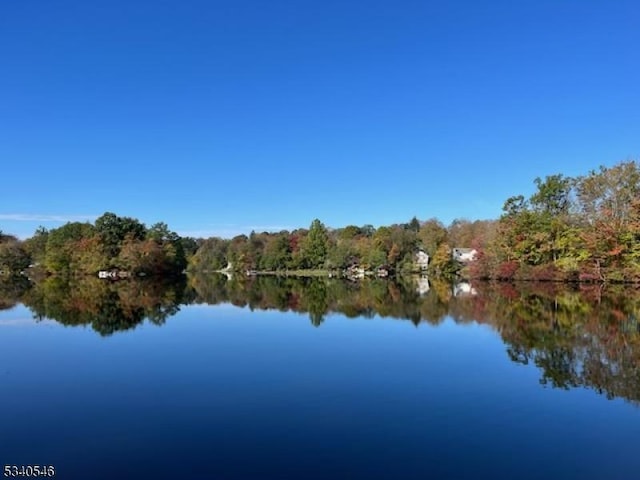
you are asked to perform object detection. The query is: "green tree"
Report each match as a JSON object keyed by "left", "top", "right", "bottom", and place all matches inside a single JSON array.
[
  {"left": 95, "top": 212, "right": 146, "bottom": 257},
  {"left": 530, "top": 174, "right": 572, "bottom": 217},
  {"left": 406, "top": 216, "right": 421, "bottom": 233},
  {"left": 22, "top": 226, "right": 48, "bottom": 265},
  {"left": 299, "top": 219, "right": 329, "bottom": 269},
  {"left": 387, "top": 224, "right": 418, "bottom": 270},
  {"left": 189, "top": 237, "right": 229, "bottom": 271},
  {"left": 260, "top": 233, "right": 292, "bottom": 271},
  {"left": 180, "top": 237, "right": 201, "bottom": 260},
  {"left": 147, "top": 222, "right": 187, "bottom": 272}
]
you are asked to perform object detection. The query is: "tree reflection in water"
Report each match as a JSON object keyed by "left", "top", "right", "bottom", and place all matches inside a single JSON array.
[
  {"left": 20, "top": 276, "right": 187, "bottom": 335},
  {"left": 6, "top": 273, "right": 640, "bottom": 405},
  {"left": 0, "top": 275, "right": 31, "bottom": 311}
]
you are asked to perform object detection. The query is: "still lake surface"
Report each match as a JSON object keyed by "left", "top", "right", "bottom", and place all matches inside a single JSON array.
[{"left": 1, "top": 275, "right": 639, "bottom": 479}]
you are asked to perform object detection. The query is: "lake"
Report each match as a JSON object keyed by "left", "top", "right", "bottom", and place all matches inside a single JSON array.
[{"left": 1, "top": 275, "right": 639, "bottom": 479}]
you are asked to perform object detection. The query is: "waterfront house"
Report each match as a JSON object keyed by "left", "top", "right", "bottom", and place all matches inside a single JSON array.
[
  {"left": 452, "top": 248, "right": 477, "bottom": 263},
  {"left": 415, "top": 250, "right": 430, "bottom": 271}
]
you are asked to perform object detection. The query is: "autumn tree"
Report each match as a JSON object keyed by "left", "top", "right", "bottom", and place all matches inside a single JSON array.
[
  {"left": 574, "top": 161, "right": 640, "bottom": 278},
  {"left": 227, "top": 235, "right": 254, "bottom": 271},
  {"left": 0, "top": 240, "right": 30, "bottom": 274},
  {"left": 418, "top": 218, "right": 448, "bottom": 257},
  {"left": 44, "top": 222, "right": 96, "bottom": 274},
  {"left": 430, "top": 243, "right": 457, "bottom": 276}
]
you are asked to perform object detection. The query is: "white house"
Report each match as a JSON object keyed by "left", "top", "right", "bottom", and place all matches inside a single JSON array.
[
  {"left": 452, "top": 248, "right": 477, "bottom": 263},
  {"left": 415, "top": 250, "right": 430, "bottom": 271}
]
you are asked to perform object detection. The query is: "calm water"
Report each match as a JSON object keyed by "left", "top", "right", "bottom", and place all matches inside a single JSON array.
[{"left": 1, "top": 275, "right": 639, "bottom": 479}]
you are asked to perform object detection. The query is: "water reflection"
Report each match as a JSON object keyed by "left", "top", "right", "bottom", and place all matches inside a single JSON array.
[
  {"left": 189, "top": 274, "right": 455, "bottom": 326},
  {"left": 6, "top": 274, "right": 640, "bottom": 405},
  {"left": 21, "top": 276, "right": 188, "bottom": 336},
  {"left": 478, "top": 283, "right": 640, "bottom": 404},
  {"left": 0, "top": 275, "right": 31, "bottom": 311},
  {"left": 189, "top": 275, "right": 640, "bottom": 405}
]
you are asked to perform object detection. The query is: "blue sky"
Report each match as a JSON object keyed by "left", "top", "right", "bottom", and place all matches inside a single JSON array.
[{"left": 1, "top": 0, "right": 638, "bottom": 239}]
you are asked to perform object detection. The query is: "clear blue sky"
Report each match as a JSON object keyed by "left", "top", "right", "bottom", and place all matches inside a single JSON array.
[{"left": 1, "top": 0, "right": 638, "bottom": 239}]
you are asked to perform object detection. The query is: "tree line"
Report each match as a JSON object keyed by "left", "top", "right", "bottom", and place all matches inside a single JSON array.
[
  {"left": 0, "top": 212, "right": 192, "bottom": 276},
  {"left": 189, "top": 217, "right": 494, "bottom": 275},
  {"left": 185, "top": 159, "right": 640, "bottom": 282},
  {"left": 472, "top": 160, "right": 640, "bottom": 282},
  {"left": 2, "top": 159, "right": 639, "bottom": 281}
]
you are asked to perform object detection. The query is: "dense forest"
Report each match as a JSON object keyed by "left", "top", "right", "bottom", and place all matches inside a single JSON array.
[
  {"left": 1, "top": 160, "right": 640, "bottom": 282},
  {"left": 474, "top": 160, "right": 640, "bottom": 282},
  {"left": 188, "top": 217, "right": 492, "bottom": 276},
  {"left": 0, "top": 212, "right": 191, "bottom": 277}
]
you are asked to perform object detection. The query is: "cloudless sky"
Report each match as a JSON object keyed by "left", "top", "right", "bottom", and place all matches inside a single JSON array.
[{"left": 1, "top": 0, "right": 638, "bottom": 239}]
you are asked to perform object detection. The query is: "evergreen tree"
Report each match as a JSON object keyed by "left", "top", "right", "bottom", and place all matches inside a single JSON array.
[{"left": 299, "top": 219, "right": 329, "bottom": 269}]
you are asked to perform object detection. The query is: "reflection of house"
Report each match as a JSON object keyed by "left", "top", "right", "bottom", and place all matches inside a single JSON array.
[
  {"left": 416, "top": 276, "right": 430, "bottom": 295},
  {"left": 345, "top": 265, "right": 366, "bottom": 279},
  {"left": 453, "top": 282, "right": 477, "bottom": 296},
  {"left": 415, "top": 250, "right": 430, "bottom": 271},
  {"left": 98, "top": 270, "right": 130, "bottom": 279},
  {"left": 452, "top": 248, "right": 477, "bottom": 263},
  {"left": 376, "top": 267, "right": 390, "bottom": 278}
]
